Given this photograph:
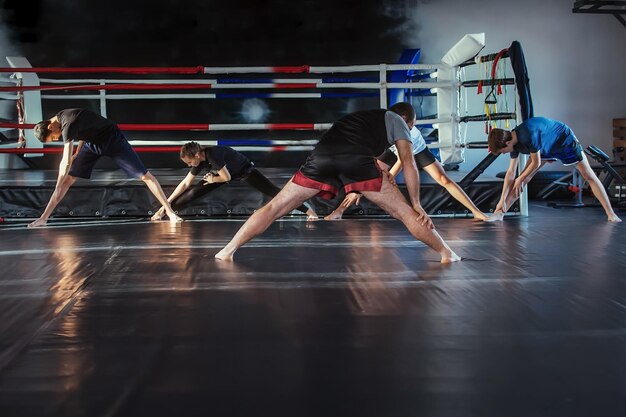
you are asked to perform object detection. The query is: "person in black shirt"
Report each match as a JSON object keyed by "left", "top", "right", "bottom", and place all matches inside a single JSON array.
[
  {"left": 151, "top": 142, "right": 318, "bottom": 220},
  {"left": 215, "top": 102, "right": 460, "bottom": 263},
  {"left": 28, "top": 109, "right": 182, "bottom": 227}
]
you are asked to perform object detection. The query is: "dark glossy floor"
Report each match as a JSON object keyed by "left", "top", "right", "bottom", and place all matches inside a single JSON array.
[
  {"left": 0, "top": 168, "right": 504, "bottom": 218},
  {"left": 0, "top": 204, "right": 625, "bottom": 417}
]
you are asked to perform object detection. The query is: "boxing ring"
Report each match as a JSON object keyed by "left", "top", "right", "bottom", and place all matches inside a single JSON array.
[{"left": 0, "top": 34, "right": 525, "bottom": 220}]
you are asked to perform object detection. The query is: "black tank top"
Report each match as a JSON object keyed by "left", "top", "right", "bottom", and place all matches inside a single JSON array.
[{"left": 315, "top": 109, "right": 388, "bottom": 156}]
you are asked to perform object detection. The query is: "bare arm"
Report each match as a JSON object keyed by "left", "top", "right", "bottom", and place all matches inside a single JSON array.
[
  {"left": 388, "top": 157, "right": 403, "bottom": 178},
  {"left": 71, "top": 140, "right": 84, "bottom": 163},
  {"left": 396, "top": 139, "right": 419, "bottom": 206},
  {"left": 28, "top": 142, "right": 75, "bottom": 227},
  {"left": 496, "top": 157, "right": 519, "bottom": 212},
  {"left": 396, "top": 139, "right": 432, "bottom": 228},
  {"left": 58, "top": 141, "right": 74, "bottom": 178},
  {"left": 517, "top": 152, "right": 541, "bottom": 184},
  {"left": 153, "top": 172, "right": 197, "bottom": 217},
  {"left": 339, "top": 192, "right": 361, "bottom": 208},
  {"left": 167, "top": 172, "right": 197, "bottom": 202},
  {"left": 512, "top": 152, "right": 541, "bottom": 199},
  {"left": 204, "top": 165, "right": 231, "bottom": 184},
  {"left": 496, "top": 152, "right": 542, "bottom": 212}
]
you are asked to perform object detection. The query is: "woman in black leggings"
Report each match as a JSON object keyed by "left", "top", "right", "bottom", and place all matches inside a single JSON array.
[{"left": 152, "top": 142, "right": 318, "bottom": 220}]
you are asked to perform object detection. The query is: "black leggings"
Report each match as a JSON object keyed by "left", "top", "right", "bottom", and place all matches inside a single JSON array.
[{"left": 171, "top": 168, "right": 311, "bottom": 214}]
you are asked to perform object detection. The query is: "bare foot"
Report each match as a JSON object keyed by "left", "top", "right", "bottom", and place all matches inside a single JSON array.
[
  {"left": 215, "top": 248, "right": 234, "bottom": 261},
  {"left": 151, "top": 211, "right": 164, "bottom": 222},
  {"left": 441, "top": 251, "right": 462, "bottom": 264},
  {"left": 167, "top": 213, "right": 183, "bottom": 223},
  {"left": 473, "top": 212, "right": 489, "bottom": 221},
  {"left": 608, "top": 214, "right": 622, "bottom": 223},
  {"left": 324, "top": 210, "right": 344, "bottom": 221},
  {"left": 484, "top": 212, "right": 504, "bottom": 222},
  {"left": 306, "top": 210, "right": 319, "bottom": 221},
  {"left": 27, "top": 218, "right": 48, "bottom": 228}
]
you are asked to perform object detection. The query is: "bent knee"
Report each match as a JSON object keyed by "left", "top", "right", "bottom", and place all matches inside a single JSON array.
[
  {"left": 576, "top": 167, "right": 596, "bottom": 182},
  {"left": 382, "top": 199, "right": 413, "bottom": 220},
  {"left": 436, "top": 175, "right": 452, "bottom": 187},
  {"left": 579, "top": 173, "right": 594, "bottom": 182}
]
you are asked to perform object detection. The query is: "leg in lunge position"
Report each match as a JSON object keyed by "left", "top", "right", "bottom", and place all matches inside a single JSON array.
[
  {"left": 153, "top": 142, "right": 318, "bottom": 220},
  {"left": 325, "top": 114, "right": 487, "bottom": 221},
  {"left": 217, "top": 103, "right": 460, "bottom": 262},
  {"left": 215, "top": 181, "right": 320, "bottom": 261},
  {"left": 487, "top": 118, "right": 621, "bottom": 222},
  {"left": 28, "top": 109, "right": 181, "bottom": 227}
]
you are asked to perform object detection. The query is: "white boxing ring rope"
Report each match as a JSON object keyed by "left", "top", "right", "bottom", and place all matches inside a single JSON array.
[{"left": 1, "top": 60, "right": 458, "bottom": 157}]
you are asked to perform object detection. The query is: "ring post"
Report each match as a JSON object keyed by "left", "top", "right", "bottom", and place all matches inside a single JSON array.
[{"left": 6, "top": 57, "right": 43, "bottom": 156}]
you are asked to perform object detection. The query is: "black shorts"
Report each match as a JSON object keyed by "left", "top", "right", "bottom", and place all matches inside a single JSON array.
[
  {"left": 293, "top": 152, "right": 383, "bottom": 199},
  {"left": 69, "top": 128, "right": 147, "bottom": 179},
  {"left": 546, "top": 140, "right": 584, "bottom": 166},
  {"left": 377, "top": 147, "right": 437, "bottom": 169}
]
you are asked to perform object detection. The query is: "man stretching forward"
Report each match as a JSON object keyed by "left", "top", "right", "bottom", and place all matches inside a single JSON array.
[
  {"left": 28, "top": 108, "right": 182, "bottom": 227},
  {"left": 215, "top": 102, "right": 460, "bottom": 263},
  {"left": 487, "top": 116, "right": 621, "bottom": 222}
]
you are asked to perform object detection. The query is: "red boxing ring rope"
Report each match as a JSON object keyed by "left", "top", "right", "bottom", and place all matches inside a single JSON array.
[
  {"left": 0, "top": 65, "right": 312, "bottom": 74},
  {"left": 0, "top": 83, "right": 324, "bottom": 92},
  {"left": 0, "top": 67, "right": 205, "bottom": 74},
  {"left": 0, "top": 84, "right": 215, "bottom": 92},
  {"left": 0, "top": 122, "right": 320, "bottom": 131},
  {"left": 0, "top": 146, "right": 181, "bottom": 154}
]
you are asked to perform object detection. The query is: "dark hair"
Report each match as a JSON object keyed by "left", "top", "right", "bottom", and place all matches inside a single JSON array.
[
  {"left": 33, "top": 121, "right": 51, "bottom": 143},
  {"left": 487, "top": 128, "right": 513, "bottom": 154},
  {"left": 389, "top": 102, "right": 416, "bottom": 122},
  {"left": 180, "top": 141, "right": 203, "bottom": 159}
]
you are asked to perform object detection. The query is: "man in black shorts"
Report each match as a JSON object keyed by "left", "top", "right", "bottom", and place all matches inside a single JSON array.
[
  {"left": 325, "top": 117, "right": 488, "bottom": 220},
  {"left": 151, "top": 141, "right": 318, "bottom": 220},
  {"left": 215, "top": 102, "right": 460, "bottom": 263},
  {"left": 487, "top": 117, "right": 621, "bottom": 222},
  {"left": 28, "top": 108, "right": 182, "bottom": 227}
]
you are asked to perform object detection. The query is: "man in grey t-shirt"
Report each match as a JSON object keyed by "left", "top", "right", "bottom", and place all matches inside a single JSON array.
[{"left": 215, "top": 102, "right": 460, "bottom": 263}]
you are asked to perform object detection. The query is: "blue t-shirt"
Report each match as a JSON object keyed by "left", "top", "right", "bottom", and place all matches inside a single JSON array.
[{"left": 511, "top": 117, "right": 577, "bottom": 159}]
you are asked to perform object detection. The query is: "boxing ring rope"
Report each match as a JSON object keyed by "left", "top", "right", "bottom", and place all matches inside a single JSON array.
[
  {"left": 0, "top": 37, "right": 519, "bottom": 164},
  {"left": 0, "top": 60, "right": 454, "bottom": 156},
  {"left": 0, "top": 64, "right": 442, "bottom": 74},
  {"left": 3, "top": 118, "right": 457, "bottom": 130},
  {"left": 0, "top": 42, "right": 517, "bottom": 155},
  {"left": 0, "top": 82, "right": 446, "bottom": 92},
  {"left": 0, "top": 146, "right": 183, "bottom": 154},
  {"left": 2, "top": 78, "right": 437, "bottom": 101}
]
